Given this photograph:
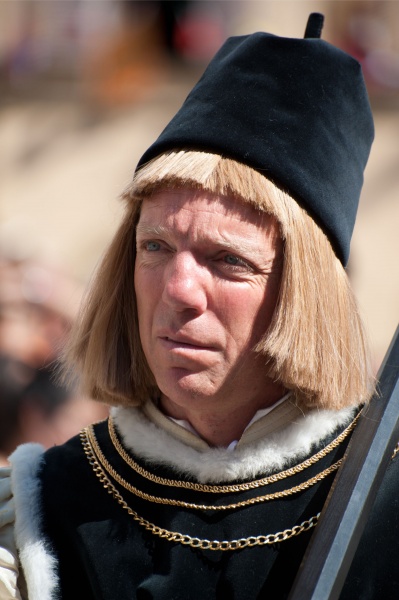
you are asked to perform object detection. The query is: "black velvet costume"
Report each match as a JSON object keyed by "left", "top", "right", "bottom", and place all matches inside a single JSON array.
[{"left": 10, "top": 404, "right": 399, "bottom": 600}]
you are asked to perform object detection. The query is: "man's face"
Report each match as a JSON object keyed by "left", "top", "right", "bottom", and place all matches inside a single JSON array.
[{"left": 134, "top": 188, "right": 283, "bottom": 416}]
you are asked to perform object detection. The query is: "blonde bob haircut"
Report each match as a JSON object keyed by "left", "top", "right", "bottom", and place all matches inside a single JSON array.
[{"left": 64, "top": 150, "right": 374, "bottom": 411}]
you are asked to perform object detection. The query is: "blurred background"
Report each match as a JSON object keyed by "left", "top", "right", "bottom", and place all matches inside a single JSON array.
[{"left": 0, "top": 0, "right": 398, "bottom": 456}]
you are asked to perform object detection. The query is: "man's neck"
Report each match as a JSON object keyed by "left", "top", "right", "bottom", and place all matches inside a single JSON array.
[{"left": 159, "top": 385, "right": 287, "bottom": 447}]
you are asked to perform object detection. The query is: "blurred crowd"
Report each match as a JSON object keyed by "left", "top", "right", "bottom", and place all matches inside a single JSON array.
[
  {"left": 1, "top": 1, "right": 398, "bottom": 106},
  {"left": 0, "top": 0, "right": 230, "bottom": 107},
  {"left": 0, "top": 255, "right": 108, "bottom": 465}
]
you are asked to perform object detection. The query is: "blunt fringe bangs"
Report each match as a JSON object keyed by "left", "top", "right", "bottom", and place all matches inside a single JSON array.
[{"left": 63, "top": 150, "right": 374, "bottom": 411}]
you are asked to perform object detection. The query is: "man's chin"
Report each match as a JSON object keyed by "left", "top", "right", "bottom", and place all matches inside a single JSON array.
[{"left": 157, "top": 369, "right": 220, "bottom": 404}]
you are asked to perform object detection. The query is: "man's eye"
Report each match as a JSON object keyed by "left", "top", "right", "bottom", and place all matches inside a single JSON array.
[
  {"left": 224, "top": 254, "right": 240, "bottom": 265},
  {"left": 223, "top": 254, "right": 251, "bottom": 269},
  {"left": 145, "top": 241, "right": 161, "bottom": 251},
  {"left": 220, "top": 254, "right": 255, "bottom": 274}
]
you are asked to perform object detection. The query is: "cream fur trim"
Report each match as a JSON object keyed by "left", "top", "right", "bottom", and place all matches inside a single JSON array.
[
  {"left": 111, "top": 405, "right": 355, "bottom": 483},
  {"left": 9, "top": 444, "right": 58, "bottom": 600}
]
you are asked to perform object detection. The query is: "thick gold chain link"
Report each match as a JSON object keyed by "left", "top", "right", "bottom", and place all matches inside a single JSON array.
[
  {"left": 108, "top": 411, "right": 361, "bottom": 493},
  {"left": 81, "top": 428, "right": 320, "bottom": 550},
  {"left": 86, "top": 425, "right": 341, "bottom": 511}
]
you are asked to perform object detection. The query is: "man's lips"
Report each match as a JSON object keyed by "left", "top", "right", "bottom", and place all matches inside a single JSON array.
[{"left": 158, "top": 335, "right": 216, "bottom": 351}]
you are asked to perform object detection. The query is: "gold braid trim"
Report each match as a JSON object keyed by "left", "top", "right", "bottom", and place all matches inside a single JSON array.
[
  {"left": 108, "top": 410, "right": 361, "bottom": 493},
  {"left": 85, "top": 424, "right": 342, "bottom": 511},
  {"left": 80, "top": 428, "right": 320, "bottom": 551}
]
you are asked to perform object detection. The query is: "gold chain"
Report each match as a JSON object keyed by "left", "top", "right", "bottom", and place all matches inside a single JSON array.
[
  {"left": 108, "top": 410, "right": 361, "bottom": 493},
  {"left": 81, "top": 428, "right": 320, "bottom": 551},
  {"left": 85, "top": 425, "right": 342, "bottom": 511}
]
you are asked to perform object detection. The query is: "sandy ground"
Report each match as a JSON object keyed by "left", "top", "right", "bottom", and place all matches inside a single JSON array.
[{"left": 1, "top": 75, "right": 398, "bottom": 369}]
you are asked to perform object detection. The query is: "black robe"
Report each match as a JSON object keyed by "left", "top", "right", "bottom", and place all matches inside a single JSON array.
[{"left": 19, "top": 407, "right": 398, "bottom": 600}]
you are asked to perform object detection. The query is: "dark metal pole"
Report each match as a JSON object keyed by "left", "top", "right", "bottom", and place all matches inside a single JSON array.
[{"left": 288, "top": 325, "right": 399, "bottom": 600}]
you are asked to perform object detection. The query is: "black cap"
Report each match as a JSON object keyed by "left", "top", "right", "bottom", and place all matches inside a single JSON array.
[{"left": 137, "top": 13, "right": 374, "bottom": 265}]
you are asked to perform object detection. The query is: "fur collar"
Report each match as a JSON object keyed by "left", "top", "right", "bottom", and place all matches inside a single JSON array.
[
  {"left": 9, "top": 443, "right": 58, "bottom": 600},
  {"left": 111, "top": 403, "right": 356, "bottom": 483}
]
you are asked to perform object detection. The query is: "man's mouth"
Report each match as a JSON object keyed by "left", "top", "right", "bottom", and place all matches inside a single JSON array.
[{"left": 160, "top": 336, "right": 214, "bottom": 351}]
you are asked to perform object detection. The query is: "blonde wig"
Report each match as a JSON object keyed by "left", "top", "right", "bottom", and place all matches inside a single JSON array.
[{"left": 64, "top": 150, "right": 374, "bottom": 411}]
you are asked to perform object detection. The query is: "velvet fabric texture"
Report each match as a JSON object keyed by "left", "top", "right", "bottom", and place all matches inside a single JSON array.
[
  {"left": 22, "top": 416, "right": 399, "bottom": 599},
  {"left": 37, "top": 419, "right": 350, "bottom": 599},
  {"left": 137, "top": 14, "right": 374, "bottom": 265}
]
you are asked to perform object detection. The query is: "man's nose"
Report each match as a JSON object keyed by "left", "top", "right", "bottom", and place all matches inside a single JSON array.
[{"left": 162, "top": 252, "right": 207, "bottom": 313}]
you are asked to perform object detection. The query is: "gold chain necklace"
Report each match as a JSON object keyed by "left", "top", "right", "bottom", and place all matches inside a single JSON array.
[
  {"left": 108, "top": 410, "right": 361, "bottom": 493},
  {"left": 85, "top": 425, "right": 342, "bottom": 511},
  {"left": 81, "top": 428, "right": 320, "bottom": 551}
]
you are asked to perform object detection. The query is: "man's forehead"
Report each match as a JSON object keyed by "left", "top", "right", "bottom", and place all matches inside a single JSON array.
[{"left": 138, "top": 187, "right": 278, "bottom": 229}]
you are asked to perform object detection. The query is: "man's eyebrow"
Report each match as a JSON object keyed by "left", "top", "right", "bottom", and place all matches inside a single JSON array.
[
  {"left": 135, "top": 222, "right": 280, "bottom": 259},
  {"left": 216, "top": 232, "right": 280, "bottom": 257},
  {"left": 136, "top": 222, "right": 280, "bottom": 254},
  {"left": 137, "top": 224, "right": 254, "bottom": 251},
  {"left": 215, "top": 238, "right": 259, "bottom": 255},
  {"left": 136, "top": 224, "right": 169, "bottom": 237}
]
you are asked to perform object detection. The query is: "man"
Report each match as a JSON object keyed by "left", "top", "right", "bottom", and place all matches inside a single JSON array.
[{"left": 1, "top": 12, "right": 398, "bottom": 600}]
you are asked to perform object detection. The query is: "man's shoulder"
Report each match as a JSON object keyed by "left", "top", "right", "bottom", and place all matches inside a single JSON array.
[
  {"left": 8, "top": 420, "right": 108, "bottom": 507},
  {"left": 40, "top": 420, "right": 109, "bottom": 491},
  {"left": 43, "top": 426, "right": 93, "bottom": 472}
]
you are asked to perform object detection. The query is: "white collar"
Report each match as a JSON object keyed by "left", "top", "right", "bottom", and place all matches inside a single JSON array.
[{"left": 111, "top": 402, "right": 357, "bottom": 483}]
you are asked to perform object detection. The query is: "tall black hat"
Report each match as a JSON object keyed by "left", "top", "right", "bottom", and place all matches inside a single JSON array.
[{"left": 137, "top": 13, "right": 374, "bottom": 265}]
